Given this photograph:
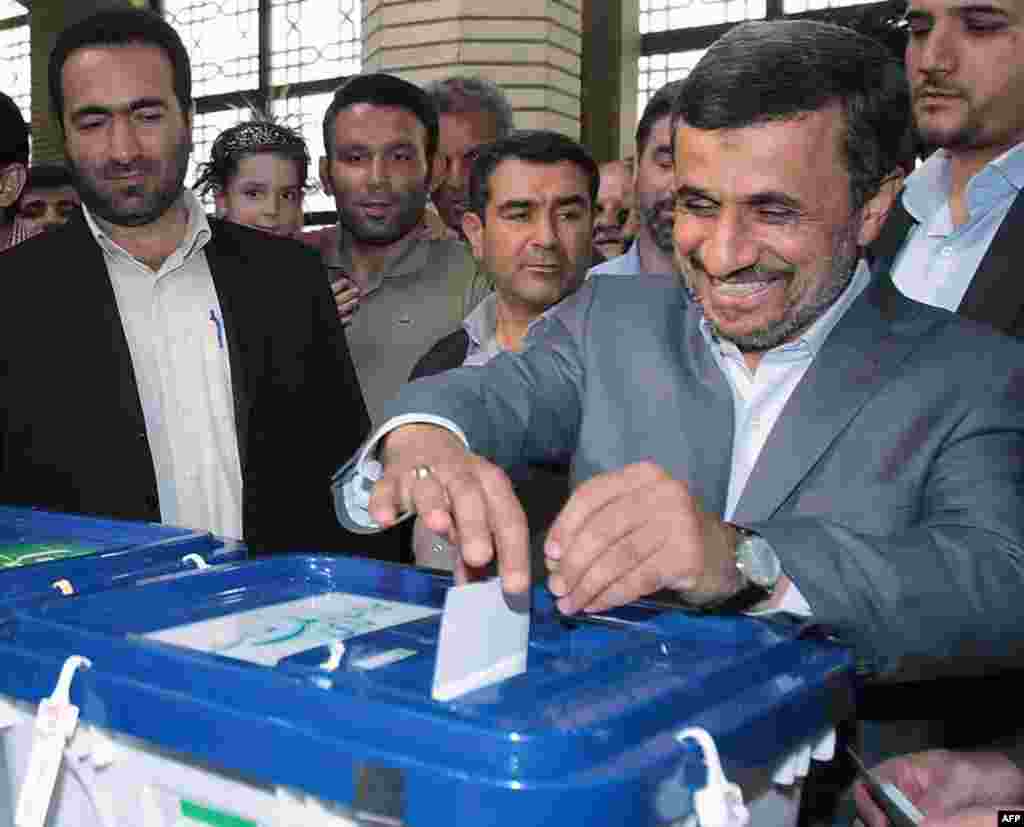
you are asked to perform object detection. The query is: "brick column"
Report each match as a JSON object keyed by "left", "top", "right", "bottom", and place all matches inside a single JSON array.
[{"left": 364, "top": 0, "right": 582, "bottom": 139}]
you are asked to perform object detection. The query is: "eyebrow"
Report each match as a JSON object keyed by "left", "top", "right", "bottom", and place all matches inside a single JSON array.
[
  {"left": 676, "top": 184, "right": 803, "bottom": 210},
  {"left": 905, "top": 3, "right": 1010, "bottom": 19},
  {"left": 497, "top": 195, "right": 589, "bottom": 211},
  {"left": 335, "top": 140, "right": 418, "bottom": 153},
  {"left": 69, "top": 97, "right": 168, "bottom": 121}
]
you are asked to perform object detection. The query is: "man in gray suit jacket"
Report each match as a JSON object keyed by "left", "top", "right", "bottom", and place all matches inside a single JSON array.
[{"left": 334, "top": 22, "right": 1024, "bottom": 685}]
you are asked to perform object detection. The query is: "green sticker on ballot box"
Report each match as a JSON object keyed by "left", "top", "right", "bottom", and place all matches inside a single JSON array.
[
  {"left": 179, "top": 798, "right": 258, "bottom": 827},
  {"left": 0, "top": 542, "right": 101, "bottom": 568}
]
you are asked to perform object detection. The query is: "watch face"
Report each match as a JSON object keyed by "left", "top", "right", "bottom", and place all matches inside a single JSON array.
[{"left": 737, "top": 535, "right": 781, "bottom": 589}]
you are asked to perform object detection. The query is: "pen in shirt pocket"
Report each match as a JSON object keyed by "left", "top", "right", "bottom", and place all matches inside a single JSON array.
[{"left": 209, "top": 309, "right": 225, "bottom": 350}]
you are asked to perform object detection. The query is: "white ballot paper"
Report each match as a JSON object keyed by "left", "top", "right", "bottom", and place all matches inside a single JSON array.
[{"left": 431, "top": 579, "right": 530, "bottom": 701}]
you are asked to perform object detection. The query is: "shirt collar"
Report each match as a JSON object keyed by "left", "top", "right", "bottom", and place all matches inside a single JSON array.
[
  {"left": 903, "top": 142, "right": 1024, "bottom": 224},
  {"left": 463, "top": 291, "right": 498, "bottom": 349},
  {"left": 326, "top": 221, "right": 432, "bottom": 293},
  {"left": 620, "top": 240, "right": 642, "bottom": 270},
  {"left": 698, "top": 259, "right": 872, "bottom": 361},
  {"left": 82, "top": 187, "right": 212, "bottom": 264}
]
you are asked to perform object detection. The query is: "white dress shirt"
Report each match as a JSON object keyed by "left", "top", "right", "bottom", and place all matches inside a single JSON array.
[
  {"left": 892, "top": 143, "right": 1024, "bottom": 311},
  {"left": 703, "top": 261, "right": 872, "bottom": 618},
  {"left": 82, "top": 190, "right": 243, "bottom": 539}
]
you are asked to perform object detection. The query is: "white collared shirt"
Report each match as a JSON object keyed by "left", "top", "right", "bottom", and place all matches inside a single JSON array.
[
  {"left": 892, "top": 142, "right": 1024, "bottom": 311},
  {"left": 703, "top": 262, "right": 871, "bottom": 523},
  {"left": 82, "top": 190, "right": 243, "bottom": 539}
]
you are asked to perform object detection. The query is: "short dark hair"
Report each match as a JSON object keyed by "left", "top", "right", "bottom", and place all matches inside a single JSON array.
[
  {"left": 321, "top": 73, "right": 439, "bottom": 169},
  {"left": 22, "top": 163, "right": 74, "bottom": 193},
  {"left": 49, "top": 7, "right": 192, "bottom": 130},
  {"left": 673, "top": 19, "right": 911, "bottom": 209},
  {"left": 468, "top": 130, "right": 599, "bottom": 222},
  {"left": 636, "top": 80, "right": 685, "bottom": 159},
  {"left": 423, "top": 76, "right": 514, "bottom": 137},
  {"left": 0, "top": 91, "right": 29, "bottom": 168}
]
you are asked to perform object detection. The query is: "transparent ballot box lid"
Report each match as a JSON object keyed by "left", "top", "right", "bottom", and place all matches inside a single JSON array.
[
  {"left": 0, "top": 505, "right": 243, "bottom": 611},
  {"left": 0, "top": 554, "right": 852, "bottom": 826}
]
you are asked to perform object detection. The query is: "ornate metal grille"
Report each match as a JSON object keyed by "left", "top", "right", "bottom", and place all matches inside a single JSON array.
[
  {"left": 640, "top": 0, "right": 765, "bottom": 33},
  {"left": 637, "top": 49, "right": 705, "bottom": 122},
  {"left": 0, "top": 0, "right": 25, "bottom": 19},
  {"left": 270, "top": 0, "right": 360, "bottom": 86},
  {"left": 638, "top": 0, "right": 894, "bottom": 128},
  {"left": 164, "top": 1, "right": 261, "bottom": 98},
  {"left": 0, "top": 7, "right": 29, "bottom": 121},
  {"left": 162, "top": 0, "right": 361, "bottom": 220}
]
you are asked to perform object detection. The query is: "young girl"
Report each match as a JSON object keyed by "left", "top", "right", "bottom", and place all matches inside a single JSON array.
[{"left": 194, "top": 120, "right": 310, "bottom": 239}]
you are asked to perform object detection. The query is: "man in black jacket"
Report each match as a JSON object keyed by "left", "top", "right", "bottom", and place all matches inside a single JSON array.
[{"left": 0, "top": 7, "right": 400, "bottom": 561}]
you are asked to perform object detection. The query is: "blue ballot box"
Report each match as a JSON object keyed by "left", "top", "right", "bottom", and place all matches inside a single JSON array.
[
  {"left": 0, "top": 554, "right": 852, "bottom": 827},
  {"left": 0, "top": 506, "right": 246, "bottom": 615}
]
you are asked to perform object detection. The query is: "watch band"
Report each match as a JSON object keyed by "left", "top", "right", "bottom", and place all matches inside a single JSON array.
[{"left": 697, "top": 525, "right": 779, "bottom": 614}]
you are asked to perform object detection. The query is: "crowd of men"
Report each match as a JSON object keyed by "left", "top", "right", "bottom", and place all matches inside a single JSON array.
[{"left": 2, "top": 3, "right": 1024, "bottom": 825}]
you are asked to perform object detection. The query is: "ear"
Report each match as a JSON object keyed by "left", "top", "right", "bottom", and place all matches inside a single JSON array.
[
  {"left": 462, "top": 210, "right": 485, "bottom": 261},
  {"left": 213, "top": 191, "right": 227, "bottom": 217},
  {"left": 0, "top": 163, "right": 27, "bottom": 209},
  {"left": 857, "top": 170, "right": 903, "bottom": 248},
  {"left": 319, "top": 156, "right": 333, "bottom": 196}
]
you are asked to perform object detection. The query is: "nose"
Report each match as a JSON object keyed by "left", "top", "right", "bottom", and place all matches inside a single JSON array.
[
  {"left": 447, "top": 154, "right": 465, "bottom": 184},
  {"left": 39, "top": 207, "right": 63, "bottom": 230},
  {"left": 532, "top": 211, "right": 558, "bottom": 249},
  {"left": 263, "top": 193, "right": 282, "bottom": 218},
  {"left": 914, "top": 22, "right": 957, "bottom": 75},
  {"left": 368, "top": 156, "right": 389, "bottom": 188},
  {"left": 108, "top": 115, "right": 143, "bottom": 164},
  {"left": 687, "top": 210, "right": 759, "bottom": 278}
]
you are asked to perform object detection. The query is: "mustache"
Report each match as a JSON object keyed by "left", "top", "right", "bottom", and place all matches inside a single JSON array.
[
  {"left": 100, "top": 159, "right": 159, "bottom": 178},
  {"left": 682, "top": 252, "right": 796, "bottom": 282}
]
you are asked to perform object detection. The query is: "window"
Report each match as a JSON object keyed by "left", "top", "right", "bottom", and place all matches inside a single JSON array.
[
  {"left": 640, "top": 0, "right": 765, "bottom": 33},
  {"left": 637, "top": 49, "right": 706, "bottom": 120},
  {"left": 638, "top": 0, "right": 896, "bottom": 126},
  {"left": 0, "top": 0, "right": 29, "bottom": 124},
  {"left": 162, "top": 0, "right": 361, "bottom": 222}
]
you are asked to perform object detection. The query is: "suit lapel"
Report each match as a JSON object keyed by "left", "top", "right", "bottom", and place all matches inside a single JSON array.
[
  {"left": 681, "top": 309, "right": 735, "bottom": 518},
  {"left": 731, "top": 279, "right": 922, "bottom": 522},
  {"left": 956, "top": 190, "right": 1024, "bottom": 333},
  {"left": 204, "top": 221, "right": 251, "bottom": 473},
  {"left": 63, "top": 215, "right": 150, "bottom": 432}
]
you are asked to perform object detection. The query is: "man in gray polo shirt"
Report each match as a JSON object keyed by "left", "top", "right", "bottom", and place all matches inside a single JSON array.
[{"left": 311, "top": 74, "right": 478, "bottom": 423}]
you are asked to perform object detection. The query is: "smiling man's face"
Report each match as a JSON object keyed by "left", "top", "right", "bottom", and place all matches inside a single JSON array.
[
  {"left": 320, "top": 103, "right": 430, "bottom": 245},
  {"left": 673, "top": 106, "right": 890, "bottom": 363}
]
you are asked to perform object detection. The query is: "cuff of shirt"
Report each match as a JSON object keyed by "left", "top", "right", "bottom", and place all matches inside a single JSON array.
[
  {"left": 746, "top": 576, "right": 813, "bottom": 618},
  {"left": 331, "top": 413, "right": 470, "bottom": 534}
]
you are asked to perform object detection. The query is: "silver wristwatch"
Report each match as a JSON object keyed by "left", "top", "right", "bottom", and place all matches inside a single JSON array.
[{"left": 707, "top": 525, "right": 782, "bottom": 613}]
